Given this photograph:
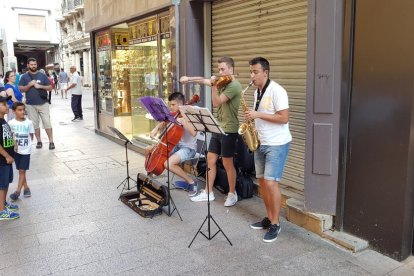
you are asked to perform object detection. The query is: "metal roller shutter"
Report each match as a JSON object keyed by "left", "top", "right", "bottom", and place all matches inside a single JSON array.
[{"left": 212, "top": 0, "right": 307, "bottom": 191}]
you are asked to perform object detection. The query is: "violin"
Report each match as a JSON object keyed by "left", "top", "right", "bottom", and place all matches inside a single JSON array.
[{"left": 211, "top": 75, "right": 233, "bottom": 89}]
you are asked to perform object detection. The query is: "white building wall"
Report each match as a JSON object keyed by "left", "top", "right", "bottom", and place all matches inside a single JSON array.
[{"left": 0, "top": 0, "right": 62, "bottom": 73}]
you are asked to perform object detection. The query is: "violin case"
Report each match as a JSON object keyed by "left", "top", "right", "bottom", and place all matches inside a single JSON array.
[{"left": 120, "top": 173, "right": 169, "bottom": 218}]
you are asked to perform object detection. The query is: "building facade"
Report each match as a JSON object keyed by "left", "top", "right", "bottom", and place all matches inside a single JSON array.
[
  {"left": 57, "top": 0, "right": 92, "bottom": 86},
  {"left": 85, "top": 0, "right": 414, "bottom": 261},
  {"left": 0, "top": 0, "right": 61, "bottom": 74}
]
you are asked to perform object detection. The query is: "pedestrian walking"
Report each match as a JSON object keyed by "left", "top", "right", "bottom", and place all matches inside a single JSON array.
[
  {"left": 58, "top": 68, "right": 69, "bottom": 99},
  {"left": 65, "top": 66, "right": 83, "bottom": 121},
  {"left": 0, "top": 71, "right": 23, "bottom": 121}
]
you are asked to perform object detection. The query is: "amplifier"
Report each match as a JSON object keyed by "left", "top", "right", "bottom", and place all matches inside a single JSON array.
[{"left": 120, "top": 173, "right": 169, "bottom": 218}]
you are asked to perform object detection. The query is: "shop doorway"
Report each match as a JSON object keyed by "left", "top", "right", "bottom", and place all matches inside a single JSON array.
[{"left": 342, "top": 0, "right": 414, "bottom": 261}]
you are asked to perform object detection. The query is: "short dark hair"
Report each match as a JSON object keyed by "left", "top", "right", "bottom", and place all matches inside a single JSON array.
[
  {"left": 27, "top": 57, "right": 37, "bottom": 64},
  {"left": 168, "top": 92, "right": 185, "bottom": 104},
  {"left": 12, "top": 101, "right": 25, "bottom": 110},
  {"left": 218, "top": 56, "right": 235, "bottom": 69},
  {"left": 249, "top": 57, "right": 270, "bottom": 73}
]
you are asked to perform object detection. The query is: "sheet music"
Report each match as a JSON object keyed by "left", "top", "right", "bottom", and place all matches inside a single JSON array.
[{"left": 178, "top": 105, "right": 225, "bottom": 135}]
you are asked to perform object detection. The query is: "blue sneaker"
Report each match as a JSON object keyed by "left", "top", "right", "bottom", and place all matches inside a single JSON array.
[
  {"left": 174, "top": 181, "right": 189, "bottom": 190},
  {"left": 188, "top": 184, "right": 198, "bottom": 197},
  {"left": 0, "top": 209, "right": 20, "bottom": 220},
  {"left": 5, "top": 201, "right": 19, "bottom": 211}
]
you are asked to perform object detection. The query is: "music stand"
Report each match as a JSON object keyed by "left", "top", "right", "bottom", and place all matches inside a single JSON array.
[
  {"left": 139, "top": 96, "right": 182, "bottom": 220},
  {"left": 179, "top": 105, "right": 233, "bottom": 247},
  {"left": 108, "top": 126, "right": 137, "bottom": 198}
]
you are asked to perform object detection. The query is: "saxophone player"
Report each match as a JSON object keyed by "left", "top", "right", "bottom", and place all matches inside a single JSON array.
[
  {"left": 244, "top": 57, "right": 292, "bottom": 243},
  {"left": 180, "top": 57, "right": 242, "bottom": 207}
]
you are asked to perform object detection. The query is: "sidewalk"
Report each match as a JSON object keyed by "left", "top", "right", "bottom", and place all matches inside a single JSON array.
[{"left": 0, "top": 90, "right": 413, "bottom": 276}]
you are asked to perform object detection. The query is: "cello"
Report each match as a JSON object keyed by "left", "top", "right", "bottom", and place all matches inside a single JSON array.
[{"left": 145, "top": 94, "right": 200, "bottom": 175}]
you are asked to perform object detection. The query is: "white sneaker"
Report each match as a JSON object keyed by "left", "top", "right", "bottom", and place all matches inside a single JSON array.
[
  {"left": 224, "top": 192, "right": 238, "bottom": 207},
  {"left": 190, "top": 189, "right": 215, "bottom": 202}
]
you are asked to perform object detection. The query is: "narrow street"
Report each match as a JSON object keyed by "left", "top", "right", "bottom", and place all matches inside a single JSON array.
[{"left": 0, "top": 90, "right": 413, "bottom": 275}]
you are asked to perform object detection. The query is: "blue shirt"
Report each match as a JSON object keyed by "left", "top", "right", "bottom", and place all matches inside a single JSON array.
[
  {"left": 4, "top": 83, "right": 23, "bottom": 108},
  {"left": 19, "top": 72, "right": 50, "bottom": 105}
]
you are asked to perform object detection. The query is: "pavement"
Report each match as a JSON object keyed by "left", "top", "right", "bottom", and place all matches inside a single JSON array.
[{"left": 0, "top": 89, "right": 414, "bottom": 276}]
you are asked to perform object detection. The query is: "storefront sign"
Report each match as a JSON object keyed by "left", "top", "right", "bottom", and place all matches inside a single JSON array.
[
  {"left": 96, "top": 31, "right": 111, "bottom": 52},
  {"left": 113, "top": 30, "right": 129, "bottom": 50},
  {"left": 160, "top": 15, "right": 170, "bottom": 39},
  {"left": 128, "top": 16, "right": 171, "bottom": 44}
]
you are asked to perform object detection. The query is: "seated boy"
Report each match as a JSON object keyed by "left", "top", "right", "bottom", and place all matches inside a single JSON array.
[
  {"left": 0, "top": 96, "right": 19, "bottom": 220},
  {"left": 145, "top": 92, "right": 198, "bottom": 196}
]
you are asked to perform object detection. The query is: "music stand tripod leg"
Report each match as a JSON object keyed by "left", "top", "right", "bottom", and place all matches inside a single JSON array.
[
  {"left": 118, "top": 139, "right": 137, "bottom": 199},
  {"left": 188, "top": 129, "right": 232, "bottom": 247},
  {"left": 162, "top": 116, "right": 183, "bottom": 221}
]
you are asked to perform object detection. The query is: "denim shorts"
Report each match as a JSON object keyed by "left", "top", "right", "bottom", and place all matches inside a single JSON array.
[
  {"left": 0, "top": 165, "right": 13, "bottom": 190},
  {"left": 15, "top": 153, "right": 31, "bottom": 170},
  {"left": 254, "top": 143, "right": 290, "bottom": 181},
  {"left": 171, "top": 146, "right": 196, "bottom": 163}
]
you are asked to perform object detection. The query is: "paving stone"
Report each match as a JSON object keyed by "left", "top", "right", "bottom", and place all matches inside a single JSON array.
[{"left": 0, "top": 91, "right": 409, "bottom": 275}]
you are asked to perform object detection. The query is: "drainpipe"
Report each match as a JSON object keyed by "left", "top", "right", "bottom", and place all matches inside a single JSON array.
[{"left": 173, "top": 0, "right": 180, "bottom": 92}]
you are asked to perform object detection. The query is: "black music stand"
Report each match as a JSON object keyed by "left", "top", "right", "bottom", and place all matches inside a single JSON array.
[
  {"left": 139, "top": 96, "right": 182, "bottom": 220},
  {"left": 179, "top": 105, "right": 233, "bottom": 247},
  {"left": 108, "top": 126, "right": 138, "bottom": 198}
]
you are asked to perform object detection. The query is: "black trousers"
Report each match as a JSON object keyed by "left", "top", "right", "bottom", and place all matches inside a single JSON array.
[{"left": 71, "top": 94, "right": 83, "bottom": 118}]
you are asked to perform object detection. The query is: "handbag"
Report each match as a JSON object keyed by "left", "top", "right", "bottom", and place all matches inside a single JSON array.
[{"left": 27, "top": 73, "right": 48, "bottom": 100}]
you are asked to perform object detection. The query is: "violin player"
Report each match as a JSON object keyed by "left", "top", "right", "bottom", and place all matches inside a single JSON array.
[
  {"left": 180, "top": 56, "right": 242, "bottom": 207},
  {"left": 145, "top": 92, "right": 198, "bottom": 196}
]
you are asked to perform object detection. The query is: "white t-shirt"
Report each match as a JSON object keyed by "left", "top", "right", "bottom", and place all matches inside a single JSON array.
[
  {"left": 8, "top": 118, "right": 35, "bottom": 155},
  {"left": 69, "top": 72, "right": 82, "bottom": 95},
  {"left": 253, "top": 80, "right": 292, "bottom": 146}
]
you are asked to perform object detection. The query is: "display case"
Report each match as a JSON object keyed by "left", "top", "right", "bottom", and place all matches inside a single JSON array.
[
  {"left": 111, "top": 28, "right": 132, "bottom": 116},
  {"left": 96, "top": 30, "right": 113, "bottom": 114}
]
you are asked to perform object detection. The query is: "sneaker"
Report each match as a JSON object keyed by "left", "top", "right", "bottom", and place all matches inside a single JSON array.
[
  {"left": 23, "top": 188, "right": 31, "bottom": 198},
  {"left": 190, "top": 189, "right": 215, "bottom": 202},
  {"left": 0, "top": 209, "right": 20, "bottom": 221},
  {"left": 250, "top": 217, "right": 271, "bottom": 230},
  {"left": 187, "top": 184, "right": 197, "bottom": 197},
  {"left": 5, "top": 201, "right": 19, "bottom": 211},
  {"left": 174, "top": 181, "right": 189, "bottom": 190},
  {"left": 36, "top": 142, "right": 43, "bottom": 149},
  {"left": 224, "top": 192, "right": 238, "bottom": 207},
  {"left": 9, "top": 191, "right": 20, "bottom": 202},
  {"left": 79, "top": 117, "right": 83, "bottom": 120},
  {"left": 49, "top": 142, "right": 55, "bottom": 150},
  {"left": 263, "top": 224, "right": 281, "bottom": 243},
  {"left": 72, "top": 117, "right": 79, "bottom": 122}
]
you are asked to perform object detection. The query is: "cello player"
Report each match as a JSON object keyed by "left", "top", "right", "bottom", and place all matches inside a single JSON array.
[
  {"left": 145, "top": 92, "right": 198, "bottom": 196},
  {"left": 180, "top": 56, "right": 242, "bottom": 207}
]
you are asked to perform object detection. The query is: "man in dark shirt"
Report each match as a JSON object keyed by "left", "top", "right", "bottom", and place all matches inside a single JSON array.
[{"left": 19, "top": 58, "right": 55, "bottom": 150}]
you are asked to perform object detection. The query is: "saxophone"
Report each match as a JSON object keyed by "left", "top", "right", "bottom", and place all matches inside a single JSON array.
[{"left": 238, "top": 81, "right": 260, "bottom": 152}]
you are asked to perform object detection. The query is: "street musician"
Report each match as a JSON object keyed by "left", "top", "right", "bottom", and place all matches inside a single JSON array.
[{"left": 180, "top": 56, "right": 242, "bottom": 207}]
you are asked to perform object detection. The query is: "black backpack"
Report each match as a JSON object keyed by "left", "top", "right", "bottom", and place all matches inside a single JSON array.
[
  {"left": 236, "top": 171, "right": 254, "bottom": 200},
  {"left": 234, "top": 135, "right": 255, "bottom": 176}
]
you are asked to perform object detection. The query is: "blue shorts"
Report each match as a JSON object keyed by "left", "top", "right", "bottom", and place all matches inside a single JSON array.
[
  {"left": 171, "top": 146, "right": 196, "bottom": 163},
  {"left": 15, "top": 153, "right": 30, "bottom": 170},
  {"left": 254, "top": 143, "right": 290, "bottom": 181},
  {"left": 0, "top": 165, "right": 13, "bottom": 190}
]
